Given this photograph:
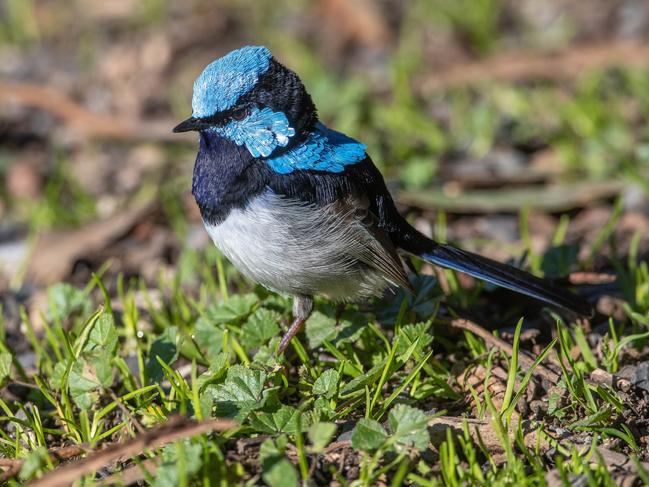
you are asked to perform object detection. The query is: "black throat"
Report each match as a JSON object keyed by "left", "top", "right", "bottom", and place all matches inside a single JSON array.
[{"left": 191, "top": 131, "right": 271, "bottom": 225}]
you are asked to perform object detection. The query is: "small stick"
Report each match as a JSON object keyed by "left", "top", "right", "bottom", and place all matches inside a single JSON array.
[
  {"left": 108, "top": 389, "right": 146, "bottom": 434},
  {"left": 0, "top": 81, "right": 187, "bottom": 143},
  {"left": 0, "top": 461, "right": 22, "bottom": 483},
  {"left": 448, "top": 319, "right": 560, "bottom": 383},
  {"left": 26, "top": 416, "right": 236, "bottom": 487}
]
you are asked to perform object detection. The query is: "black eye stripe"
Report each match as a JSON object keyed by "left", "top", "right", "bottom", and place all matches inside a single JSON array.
[
  {"left": 231, "top": 107, "right": 249, "bottom": 121},
  {"left": 199, "top": 106, "right": 251, "bottom": 125},
  {"left": 200, "top": 113, "right": 227, "bottom": 125}
]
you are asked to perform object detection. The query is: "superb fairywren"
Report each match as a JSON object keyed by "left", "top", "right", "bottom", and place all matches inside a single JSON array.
[{"left": 174, "top": 46, "right": 591, "bottom": 354}]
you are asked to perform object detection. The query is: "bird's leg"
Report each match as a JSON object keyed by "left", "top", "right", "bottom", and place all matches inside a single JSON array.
[{"left": 277, "top": 295, "right": 314, "bottom": 355}]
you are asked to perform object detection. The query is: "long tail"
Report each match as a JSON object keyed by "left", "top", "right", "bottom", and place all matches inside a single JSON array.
[{"left": 420, "top": 243, "right": 593, "bottom": 316}]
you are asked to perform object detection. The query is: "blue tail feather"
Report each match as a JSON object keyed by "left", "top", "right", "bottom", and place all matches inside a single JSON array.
[{"left": 421, "top": 244, "right": 592, "bottom": 316}]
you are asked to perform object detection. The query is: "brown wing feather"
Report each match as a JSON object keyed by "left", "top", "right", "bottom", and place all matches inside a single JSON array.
[{"left": 332, "top": 196, "right": 413, "bottom": 293}]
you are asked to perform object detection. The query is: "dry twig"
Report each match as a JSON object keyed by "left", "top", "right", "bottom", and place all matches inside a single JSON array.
[
  {"left": 449, "top": 319, "right": 560, "bottom": 383},
  {"left": 23, "top": 416, "right": 236, "bottom": 487},
  {"left": 0, "top": 81, "right": 188, "bottom": 143}
]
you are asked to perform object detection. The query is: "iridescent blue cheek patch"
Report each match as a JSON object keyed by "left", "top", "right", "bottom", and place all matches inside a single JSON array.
[{"left": 214, "top": 107, "right": 296, "bottom": 158}]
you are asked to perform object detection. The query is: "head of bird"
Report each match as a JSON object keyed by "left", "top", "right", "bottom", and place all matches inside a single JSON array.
[{"left": 173, "top": 46, "right": 317, "bottom": 158}]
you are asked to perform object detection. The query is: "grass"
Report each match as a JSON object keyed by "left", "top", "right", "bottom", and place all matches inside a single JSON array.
[{"left": 0, "top": 217, "right": 648, "bottom": 484}]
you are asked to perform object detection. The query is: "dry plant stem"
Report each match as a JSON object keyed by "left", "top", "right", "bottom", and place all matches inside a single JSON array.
[
  {"left": 0, "top": 459, "right": 22, "bottom": 466},
  {"left": 448, "top": 319, "right": 560, "bottom": 383},
  {"left": 108, "top": 389, "right": 146, "bottom": 434},
  {"left": 26, "top": 416, "right": 236, "bottom": 487},
  {"left": 0, "top": 81, "right": 187, "bottom": 142},
  {"left": 568, "top": 272, "right": 617, "bottom": 285},
  {"left": 419, "top": 41, "right": 649, "bottom": 94},
  {"left": 0, "top": 462, "right": 22, "bottom": 483}
]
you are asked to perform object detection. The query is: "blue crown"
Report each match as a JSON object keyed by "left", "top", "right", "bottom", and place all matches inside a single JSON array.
[{"left": 192, "top": 46, "right": 272, "bottom": 118}]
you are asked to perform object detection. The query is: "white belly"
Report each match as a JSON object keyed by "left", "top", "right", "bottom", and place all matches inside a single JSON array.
[{"left": 204, "top": 191, "right": 391, "bottom": 301}]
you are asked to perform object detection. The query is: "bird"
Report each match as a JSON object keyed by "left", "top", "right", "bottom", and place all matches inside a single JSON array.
[{"left": 173, "top": 45, "right": 592, "bottom": 355}]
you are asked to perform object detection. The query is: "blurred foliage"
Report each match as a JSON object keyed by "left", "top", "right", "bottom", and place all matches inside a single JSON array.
[{"left": 1, "top": 0, "right": 649, "bottom": 225}]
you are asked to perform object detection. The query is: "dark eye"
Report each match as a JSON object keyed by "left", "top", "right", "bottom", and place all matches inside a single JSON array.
[{"left": 231, "top": 108, "right": 248, "bottom": 121}]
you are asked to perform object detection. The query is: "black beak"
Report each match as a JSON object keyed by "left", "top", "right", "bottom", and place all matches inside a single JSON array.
[{"left": 173, "top": 116, "right": 209, "bottom": 133}]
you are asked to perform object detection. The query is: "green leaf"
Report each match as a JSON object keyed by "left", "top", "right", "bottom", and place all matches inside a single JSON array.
[
  {"left": 199, "top": 389, "right": 214, "bottom": 419},
  {"left": 145, "top": 327, "right": 179, "bottom": 384},
  {"left": 313, "top": 397, "right": 335, "bottom": 421},
  {"left": 351, "top": 418, "right": 388, "bottom": 451},
  {"left": 77, "top": 311, "right": 117, "bottom": 390},
  {"left": 250, "top": 405, "right": 304, "bottom": 434},
  {"left": 394, "top": 322, "right": 433, "bottom": 355},
  {"left": 46, "top": 283, "right": 91, "bottom": 323},
  {"left": 260, "top": 438, "right": 298, "bottom": 487},
  {"left": 252, "top": 337, "right": 281, "bottom": 366},
  {"left": 305, "top": 311, "right": 364, "bottom": 349},
  {"left": 153, "top": 441, "right": 203, "bottom": 487},
  {"left": 305, "top": 312, "right": 337, "bottom": 348},
  {"left": 388, "top": 404, "right": 429, "bottom": 452},
  {"left": 240, "top": 308, "right": 281, "bottom": 349},
  {"left": 260, "top": 436, "right": 283, "bottom": 461},
  {"left": 308, "top": 422, "right": 337, "bottom": 452},
  {"left": 68, "top": 358, "right": 99, "bottom": 410},
  {"left": 50, "top": 362, "right": 67, "bottom": 390},
  {"left": 263, "top": 457, "right": 298, "bottom": 487},
  {"left": 85, "top": 311, "right": 118, "bottom": 354},
  {"left": 542, "top": 244, "right": 579, "bottom": 278},
  {"left": 312, "top": 369, "right": 340, "bottom": 399},
  {"left": 206, "top": 294, "right": 258, "bottom": 324},
  {"left": 193, "top": 318, "right": 225, "bottom": 361},
  {"left": 211, "top": 365, "right": 268, "bottom": 418},
  {"left": 548, "top": 385, "right": 565, "bottom": 417},
  {"left": 340, "top": 361, "right": 386, "bottom": 396},
  {"left": 19, "top": 447, "right": 49, "bottom": 481},
  {"left": 0, "top": 352, "right": 12, "bottom": 386},
  {"left": 90, "top": 353, "right": 114, "bottom": 388},
  {"left": 196, "top": 352, "right": 229, "bottom": 389}
]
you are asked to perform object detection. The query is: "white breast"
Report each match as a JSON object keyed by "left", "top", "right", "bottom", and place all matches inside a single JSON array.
[{"left": 204, "top": 191, "right": 392, "bottom": 301}]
